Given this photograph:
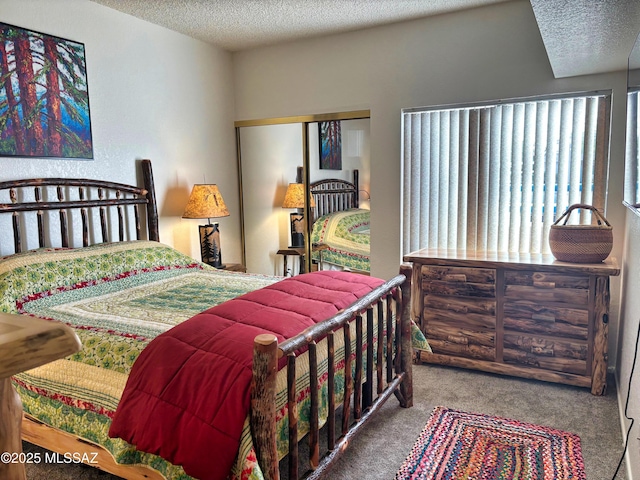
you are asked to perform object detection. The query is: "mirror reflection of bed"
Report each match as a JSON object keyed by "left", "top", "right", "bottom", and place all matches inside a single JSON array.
[
  {"left": 307, "top": 118, "right": 371, "bottom": 275},
  {"left": 236, "top": 115, "right": 370, "bottom": 276},
  {"left": 309, "top": 171, "right": 371, "bottom": 274}
]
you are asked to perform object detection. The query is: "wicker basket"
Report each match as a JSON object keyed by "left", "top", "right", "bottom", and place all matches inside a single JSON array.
[{"left": 549, "top": 204, "right": 613, "bottom": 263}]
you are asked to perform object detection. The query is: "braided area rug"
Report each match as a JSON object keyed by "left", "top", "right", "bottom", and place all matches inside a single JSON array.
[{"left": 395, "top": 406, "right": 585, "bottom": 480}]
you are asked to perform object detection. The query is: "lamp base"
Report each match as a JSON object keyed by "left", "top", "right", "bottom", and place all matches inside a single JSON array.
[
  {"left": 199, "top": 223, "right": 223, "bottom": 268},
  {"left": 290, "top": 233, "right": 304, "bottom": 249},
  {"left": 289, "top": 212, "right": 305, "bottom": 248}
]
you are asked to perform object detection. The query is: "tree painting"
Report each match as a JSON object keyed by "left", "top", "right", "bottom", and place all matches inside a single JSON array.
[
  {"left": 0, "top": 23, "right": 93, "bottom": 159},
  {"left": 319, "top": 120, "right": 341, "bottom": 170}
]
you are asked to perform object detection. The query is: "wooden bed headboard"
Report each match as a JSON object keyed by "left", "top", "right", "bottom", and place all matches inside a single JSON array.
[
  {"left": 309, "top": 169, "right": 359, "bottom": 221},
  {"left": 0, "top": 159, "right": 159, "bottom": 254}
]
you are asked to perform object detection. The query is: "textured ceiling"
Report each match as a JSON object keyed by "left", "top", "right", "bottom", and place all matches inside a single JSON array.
[
  {"left": 530, "top": 0, "right": 640, "bottom": 78},
  {"left": 89, "top": 0, "right": 640, "bottom": 78},
  {"left": 88, "top": 0, "right": 510, "bottom": 52}
]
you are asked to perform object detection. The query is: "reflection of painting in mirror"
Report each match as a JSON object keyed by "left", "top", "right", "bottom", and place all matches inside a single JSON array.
[
  {"left": 309, "top": 119, "right": 370, "bottom": 206},
  {"left": 626, "top": 32, "right": 640, "bottom": 206},
  {"left": 319, "top": 121, "right": 342, "bottom": 170}
]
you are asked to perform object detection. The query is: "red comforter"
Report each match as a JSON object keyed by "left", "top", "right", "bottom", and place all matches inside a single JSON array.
[{"left": 109, "top": 270, "right": 384, "bottom": 480}]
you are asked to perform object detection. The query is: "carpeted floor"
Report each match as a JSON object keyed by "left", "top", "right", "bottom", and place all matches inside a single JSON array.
[{"left": 24, "top": 364, "right": 626, "bottom": 479}]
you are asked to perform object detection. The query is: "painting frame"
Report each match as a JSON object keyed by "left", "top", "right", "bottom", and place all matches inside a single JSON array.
[
  {"left": 0, "top": 22, "right": 93, "bottom": 160},
  {"left": 319, "top": 120, "right": 342, "bottom": 170}
]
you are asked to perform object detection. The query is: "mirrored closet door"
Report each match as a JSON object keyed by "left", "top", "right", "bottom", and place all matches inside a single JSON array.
[
  {"left": 236, "top": 111, "right": 370, "bottom": 276},
  {"left": 237, "top": 122, "right": 303, "bottom": 275}
]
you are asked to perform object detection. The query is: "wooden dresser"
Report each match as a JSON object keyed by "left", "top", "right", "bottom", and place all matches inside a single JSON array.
[{"left": 403, "top": 249, "right": 620, "bottom": 395}]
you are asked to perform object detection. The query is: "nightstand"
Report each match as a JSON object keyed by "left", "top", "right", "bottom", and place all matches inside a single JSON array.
[
  {"left": 276, "top": 243, "right": 328, "bottom": 276},
  {"left": 218, "top": 263, "right": 247, "bottom": 272}
]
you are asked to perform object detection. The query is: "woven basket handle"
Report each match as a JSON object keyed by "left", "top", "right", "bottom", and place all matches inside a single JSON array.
[{"left": 553, "top": 204, "right": 611, "bottom": 227}]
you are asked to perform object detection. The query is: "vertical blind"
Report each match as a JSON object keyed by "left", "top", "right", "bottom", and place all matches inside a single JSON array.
[
  {"left": 402, "top": 92, "right": 611, "bottom": 256},
  {"left": 626, "top": 90, "right": 640, "bottom": 205}
]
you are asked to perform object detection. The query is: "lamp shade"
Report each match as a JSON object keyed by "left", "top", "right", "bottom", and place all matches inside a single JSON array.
[
  {"left": 182, "top": 184, "right": 229, "bottom": 221},
  {"left": 282, "top": 183, "right": 316, "bottom": 208}
]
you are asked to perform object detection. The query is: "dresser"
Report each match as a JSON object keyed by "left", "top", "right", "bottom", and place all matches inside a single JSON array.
[{"left": 403, "top": 249, "right": 620, "bottom": 395}]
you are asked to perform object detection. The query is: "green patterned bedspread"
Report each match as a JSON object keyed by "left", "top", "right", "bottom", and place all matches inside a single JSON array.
[
  {"left": 310, "top": 208, "right": 370, "bottom": 272},
  {"left": 3, "top": 240, "right": 430, "bottom": 480},
  {"left": 3, "top": 241, "right": 279, "bottom": 479}
]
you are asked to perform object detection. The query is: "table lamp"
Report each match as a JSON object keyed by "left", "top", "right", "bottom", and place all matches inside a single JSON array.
[
  {"left": 182, "top": 184, "right": 229, "bottom": 268},
  {"left": 282, "top": 183, "right": 315, "bottom": 248}
]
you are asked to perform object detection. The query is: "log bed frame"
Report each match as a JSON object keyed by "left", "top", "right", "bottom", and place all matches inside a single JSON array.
[
  {"left": 0, "top": 159, "right": 413, "bottom": 480},
  {"left": 309, "top": 170, "right": 359, "bottom": 222}
]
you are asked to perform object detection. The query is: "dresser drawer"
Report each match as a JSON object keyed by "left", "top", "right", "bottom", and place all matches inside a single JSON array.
[
  {"left": 424, "top": 295, "right": 495, "bottom": 329},
  {"left": 503, "top": 332, "right": 588, "bottom": 376},
  {"left": 422, "top": 265, "right": 495, "bottom": 283},
  {"left": 504, "top": 271, "right": 589, "bottom": 304},
  {"left": 425, "top": 322, "right": 495, "bottom": 361},
  {"left": 503, "top": 302, "right": 588, "bottom": 340},
  {"left": 505, "top": 271, "right": 590, "bottom": 289},
  {"left": 424, "top": 294, "right": 495, "bottom": 317},
  {"left": 422, "top": 266, "right": 496, "bottom": 298}
]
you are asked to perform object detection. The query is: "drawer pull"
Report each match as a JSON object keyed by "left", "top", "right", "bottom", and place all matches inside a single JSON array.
[
  {"left": 447, "top": 335, "right": 469, "bottom": 345},
  {"left": 445, "top": 274, "right": 467, "bottom": 282},
  {"left": 532, "top": 346, "right": 554, "bottom": 356},
  {"left": 533, "top": 281, "right": 556, "bottom": 289},
  {"left": 531, "top": 313, "right": 556, "bottom": 323}
]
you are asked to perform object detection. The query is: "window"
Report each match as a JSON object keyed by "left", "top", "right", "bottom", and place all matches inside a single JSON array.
[
  {"left": 625, "top": 89, "right": 640, "bottom": 206},
  {"left": 401, "top": 92, "right": 611, "bottom": 256}
]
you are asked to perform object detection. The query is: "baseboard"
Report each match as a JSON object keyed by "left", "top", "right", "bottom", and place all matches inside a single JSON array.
[{"left": 615, "top": 369, "right": 635, "bottom": 480}]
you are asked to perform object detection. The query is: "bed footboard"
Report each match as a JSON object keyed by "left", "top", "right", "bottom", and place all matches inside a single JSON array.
[
  {"left": 21, "top": 415, "right": 165, "bottom": 480},
  {"left": 251, "top": 266, "right": 413, "bottom": 480}
]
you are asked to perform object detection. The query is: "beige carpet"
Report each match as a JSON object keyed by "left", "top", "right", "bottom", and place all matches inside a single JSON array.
[{"left": 24, "top": 363, "right": 626, "bottom": 479}]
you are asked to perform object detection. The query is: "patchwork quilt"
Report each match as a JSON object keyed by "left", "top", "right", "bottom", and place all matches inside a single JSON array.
[
  {"left": 4, "top": 241, "right": 276, "bottom": 479},
  {"left": 310, "top": 208, "right": 370, "bottom": 272},
  {"left": 2, "top": 240, "right": 430, "bottom": 479}
]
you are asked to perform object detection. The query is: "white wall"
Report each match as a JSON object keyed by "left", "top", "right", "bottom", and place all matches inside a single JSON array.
[
  {"left": 618, "top": 208, "right": 640, "bottom": 479},
  {"left": 0, "top": 0, "right": 242, "bottom": 264}
]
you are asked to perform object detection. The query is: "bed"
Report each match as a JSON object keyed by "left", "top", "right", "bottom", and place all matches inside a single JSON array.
[
  {"left": 0, "top": 159, "right": 426, "bottom": 480},
  {"left": 309, "top": 171, "right": 370, "bottom": 273}
]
